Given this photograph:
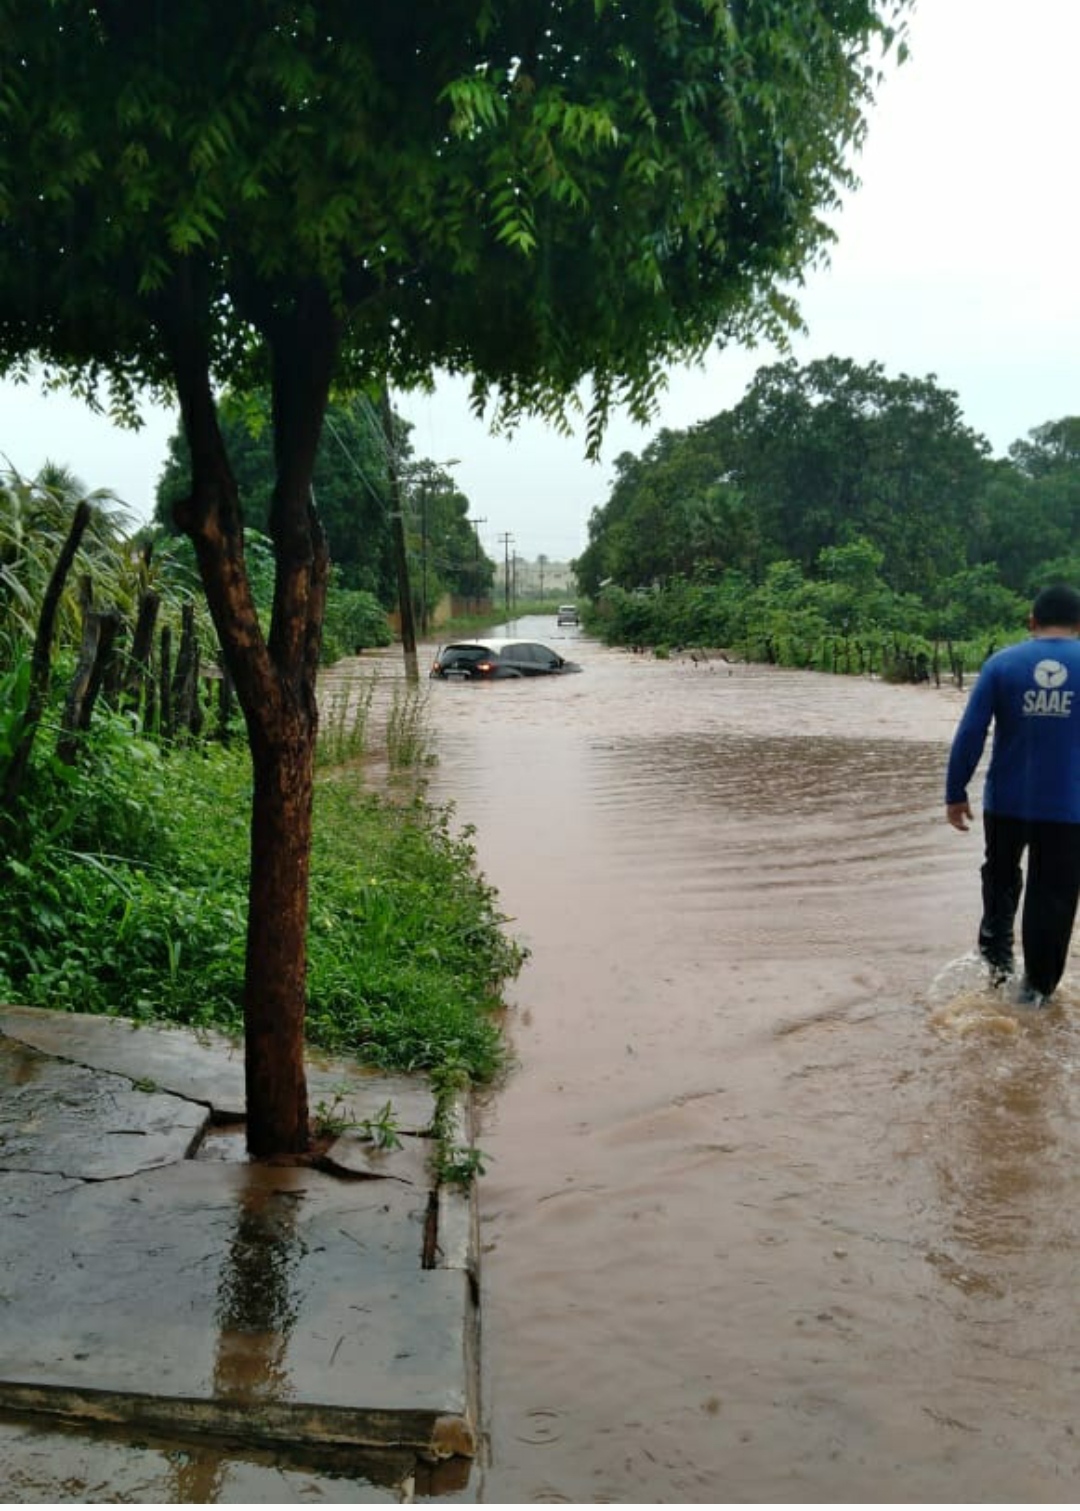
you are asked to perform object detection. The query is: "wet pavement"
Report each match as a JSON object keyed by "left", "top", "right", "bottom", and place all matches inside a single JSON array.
[{"left": 0, "top": 1005, "right": 480, "bottom": 1503}]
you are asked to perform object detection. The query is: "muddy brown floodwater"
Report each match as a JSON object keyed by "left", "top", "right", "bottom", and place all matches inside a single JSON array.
[{"left": 421, "top": 619, "right": 1080, "bottom": 1505}]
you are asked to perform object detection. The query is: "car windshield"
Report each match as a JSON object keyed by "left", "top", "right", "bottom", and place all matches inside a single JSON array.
[{"left": 441, "top": 645, "right": 493, "bottom": 663}]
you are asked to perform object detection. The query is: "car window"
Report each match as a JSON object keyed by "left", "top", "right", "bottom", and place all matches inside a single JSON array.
[
  {"left": 441, "top": 645, "right": 491, "bottom": 665},
  {"left": 500, "top": 642, "right": 538, "bottom": 666}
]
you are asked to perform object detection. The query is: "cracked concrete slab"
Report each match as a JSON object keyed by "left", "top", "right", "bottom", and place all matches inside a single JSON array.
[
  {"left": 0, "top": 1006, "right": 480, "bottom": 1487},
  {"left": 323, "top": 1128, "right": 435, "bottom": 1186},
  {"left": 0, "top": 1006, "right": 437, "bottom": 1131},
  {"left": 0, "top": 1162, "right": 475, "bottom": 1453},
  {"left": 0, "top": 1037, "right": 207, "bottom": 1179}
]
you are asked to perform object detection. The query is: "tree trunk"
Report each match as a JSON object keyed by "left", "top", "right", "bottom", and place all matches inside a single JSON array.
[
  {"left": 156, "top": 263, "right": 338, "bottom": 1158},
  {"left": 244, "top": 716, "right": 313, "bottom": 1155}
]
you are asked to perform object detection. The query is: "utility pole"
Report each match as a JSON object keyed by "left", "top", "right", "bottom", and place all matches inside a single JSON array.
[
  {"left": 468, "top": 516, "right": 487, "bottom": 613},
  {"left": 380, "top": 382, "right": 419, "bottom": 684},
  {"left": 499, "top": 533, "right": 514, "bottom": 621},
  {"left": 420, "top": 482, "right": 429, "bottom": 635}
]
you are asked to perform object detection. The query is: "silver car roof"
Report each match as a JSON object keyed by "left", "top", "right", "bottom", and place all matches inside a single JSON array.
[{"left": 443, "top": 638, "right": 547, "bottom": 650}]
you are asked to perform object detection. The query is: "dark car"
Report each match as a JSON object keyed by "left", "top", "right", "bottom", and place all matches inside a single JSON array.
[{"left": 430, "top": 638, "right": 583, "bottom": 680}]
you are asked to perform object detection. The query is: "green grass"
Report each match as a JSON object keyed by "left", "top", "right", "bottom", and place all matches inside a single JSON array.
[
  {"left": 307, "top": 773, "right": 521, "bottom": 1078},
  {"left": 0, "top": 705, "right": 521, "bottom": 1084}
]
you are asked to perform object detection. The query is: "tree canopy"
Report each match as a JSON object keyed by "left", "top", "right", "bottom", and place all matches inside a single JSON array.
[
  {"left": 1, "top": 1, "right": 909, "bottom": 432},
  {"left": 0, "top": 0, "right": 911, "bottom": 1154},
  {"left": 577, "top": 357, "right": 1000, "bottom": 598}
]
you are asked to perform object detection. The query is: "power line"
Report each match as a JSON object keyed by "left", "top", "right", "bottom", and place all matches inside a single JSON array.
[{"left": 322, "top": 411, "right": 385, "bottom": 505}]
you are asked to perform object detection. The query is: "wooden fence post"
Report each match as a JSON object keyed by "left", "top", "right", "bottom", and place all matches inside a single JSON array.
[
  {"left": 56, "top": 603, "right": 123, "bottom": 765},
  {"left": 171, "top": 602, "right": 202, "bottom": 740},
  {"left": 127, "top": 588, "right": 161, "bottom": 731}
]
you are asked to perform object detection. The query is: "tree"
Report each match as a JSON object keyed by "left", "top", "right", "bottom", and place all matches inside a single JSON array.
[
  {"left": 575, "top": 425, "right": 761, "bottom": 592},
  {"left": 816, "top": 536, "right": 898, "bottom": 632},
  {"left": 1008, "top": 418, "right": 1080, "bottom": 480},
  {"left": 0, "top": 0, "right": 909, "bottom": 1155},
  {"left": 974, "top": 419, "right": 1080, "bottom": 594},
  {"left": 925, "top": 563, "right": 1025, "bottom": 643},
  {"left": 722, "top": 357, "right": 992, "bottom": 593},
  {"left": 578, "top": 358, "right": 993, "bottom": 599}
]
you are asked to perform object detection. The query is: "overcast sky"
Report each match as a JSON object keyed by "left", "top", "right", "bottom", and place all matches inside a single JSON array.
[{"left": 3, "top": 0, "right": 1078, "bottom": 565}]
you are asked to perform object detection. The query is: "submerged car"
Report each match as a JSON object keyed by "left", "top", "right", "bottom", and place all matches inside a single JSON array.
[
  {"left": 556, "top": 604, "right": 580, "bottom": 626},
  {"left": 430, "top": 638, "right": 583, "bottom": 680}
]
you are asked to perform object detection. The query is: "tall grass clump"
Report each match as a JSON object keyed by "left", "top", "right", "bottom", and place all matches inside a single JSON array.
[
  {"left": 386, "top": 682, "right": 434, "bottom": 772},
  {"left": 317, "top": 676, "right": 376, "bottom": 768}
]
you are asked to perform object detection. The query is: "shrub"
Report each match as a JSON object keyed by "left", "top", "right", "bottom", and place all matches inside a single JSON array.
[{"left": 322, "top": 587, "right": 392, "bottom": 663}]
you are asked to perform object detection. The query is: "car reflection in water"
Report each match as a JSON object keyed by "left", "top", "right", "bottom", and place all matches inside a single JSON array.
[{"left": 430, "top": 638, "right": 583, "bottom": 681}]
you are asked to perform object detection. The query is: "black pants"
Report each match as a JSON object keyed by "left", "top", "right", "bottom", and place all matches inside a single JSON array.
[{"left": 979, "top": 814, "right": 1080, "bottom": 995}]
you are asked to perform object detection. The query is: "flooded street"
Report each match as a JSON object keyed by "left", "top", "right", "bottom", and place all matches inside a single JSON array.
[{"left": 423, "top": 618, "right": 1080, "bottom": 1503}]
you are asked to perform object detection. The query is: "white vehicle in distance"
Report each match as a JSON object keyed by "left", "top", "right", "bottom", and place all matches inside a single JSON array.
[{"left": 556, "top": 604, "right": 580, "bottom": 626}]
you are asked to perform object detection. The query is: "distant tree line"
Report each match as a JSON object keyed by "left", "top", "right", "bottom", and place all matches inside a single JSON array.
[{"left": 574, "top": 357, "right": 1080, "bottom": 674}]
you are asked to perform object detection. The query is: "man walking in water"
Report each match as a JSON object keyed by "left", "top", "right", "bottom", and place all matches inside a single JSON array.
[{"left": 946, "top": 583, "right": 1080, "bottom": 1007}]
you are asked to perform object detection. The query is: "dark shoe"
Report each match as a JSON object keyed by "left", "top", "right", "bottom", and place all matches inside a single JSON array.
[
  {"left": 981, "top": 952, "right": 1015, "bottom": 989},
  {"left": 1011, "top": 979, "right": 1050, "bottom": 1009}
]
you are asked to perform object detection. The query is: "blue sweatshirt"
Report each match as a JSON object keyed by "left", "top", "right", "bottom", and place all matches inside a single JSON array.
[{"left": 946, "top": 636, "right": 1080, "bottom": 823}]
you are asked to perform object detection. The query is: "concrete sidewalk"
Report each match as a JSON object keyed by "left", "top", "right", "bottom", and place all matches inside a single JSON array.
[{"left": 0, "top": 1005, "right": 481, "bottom": 1502}]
